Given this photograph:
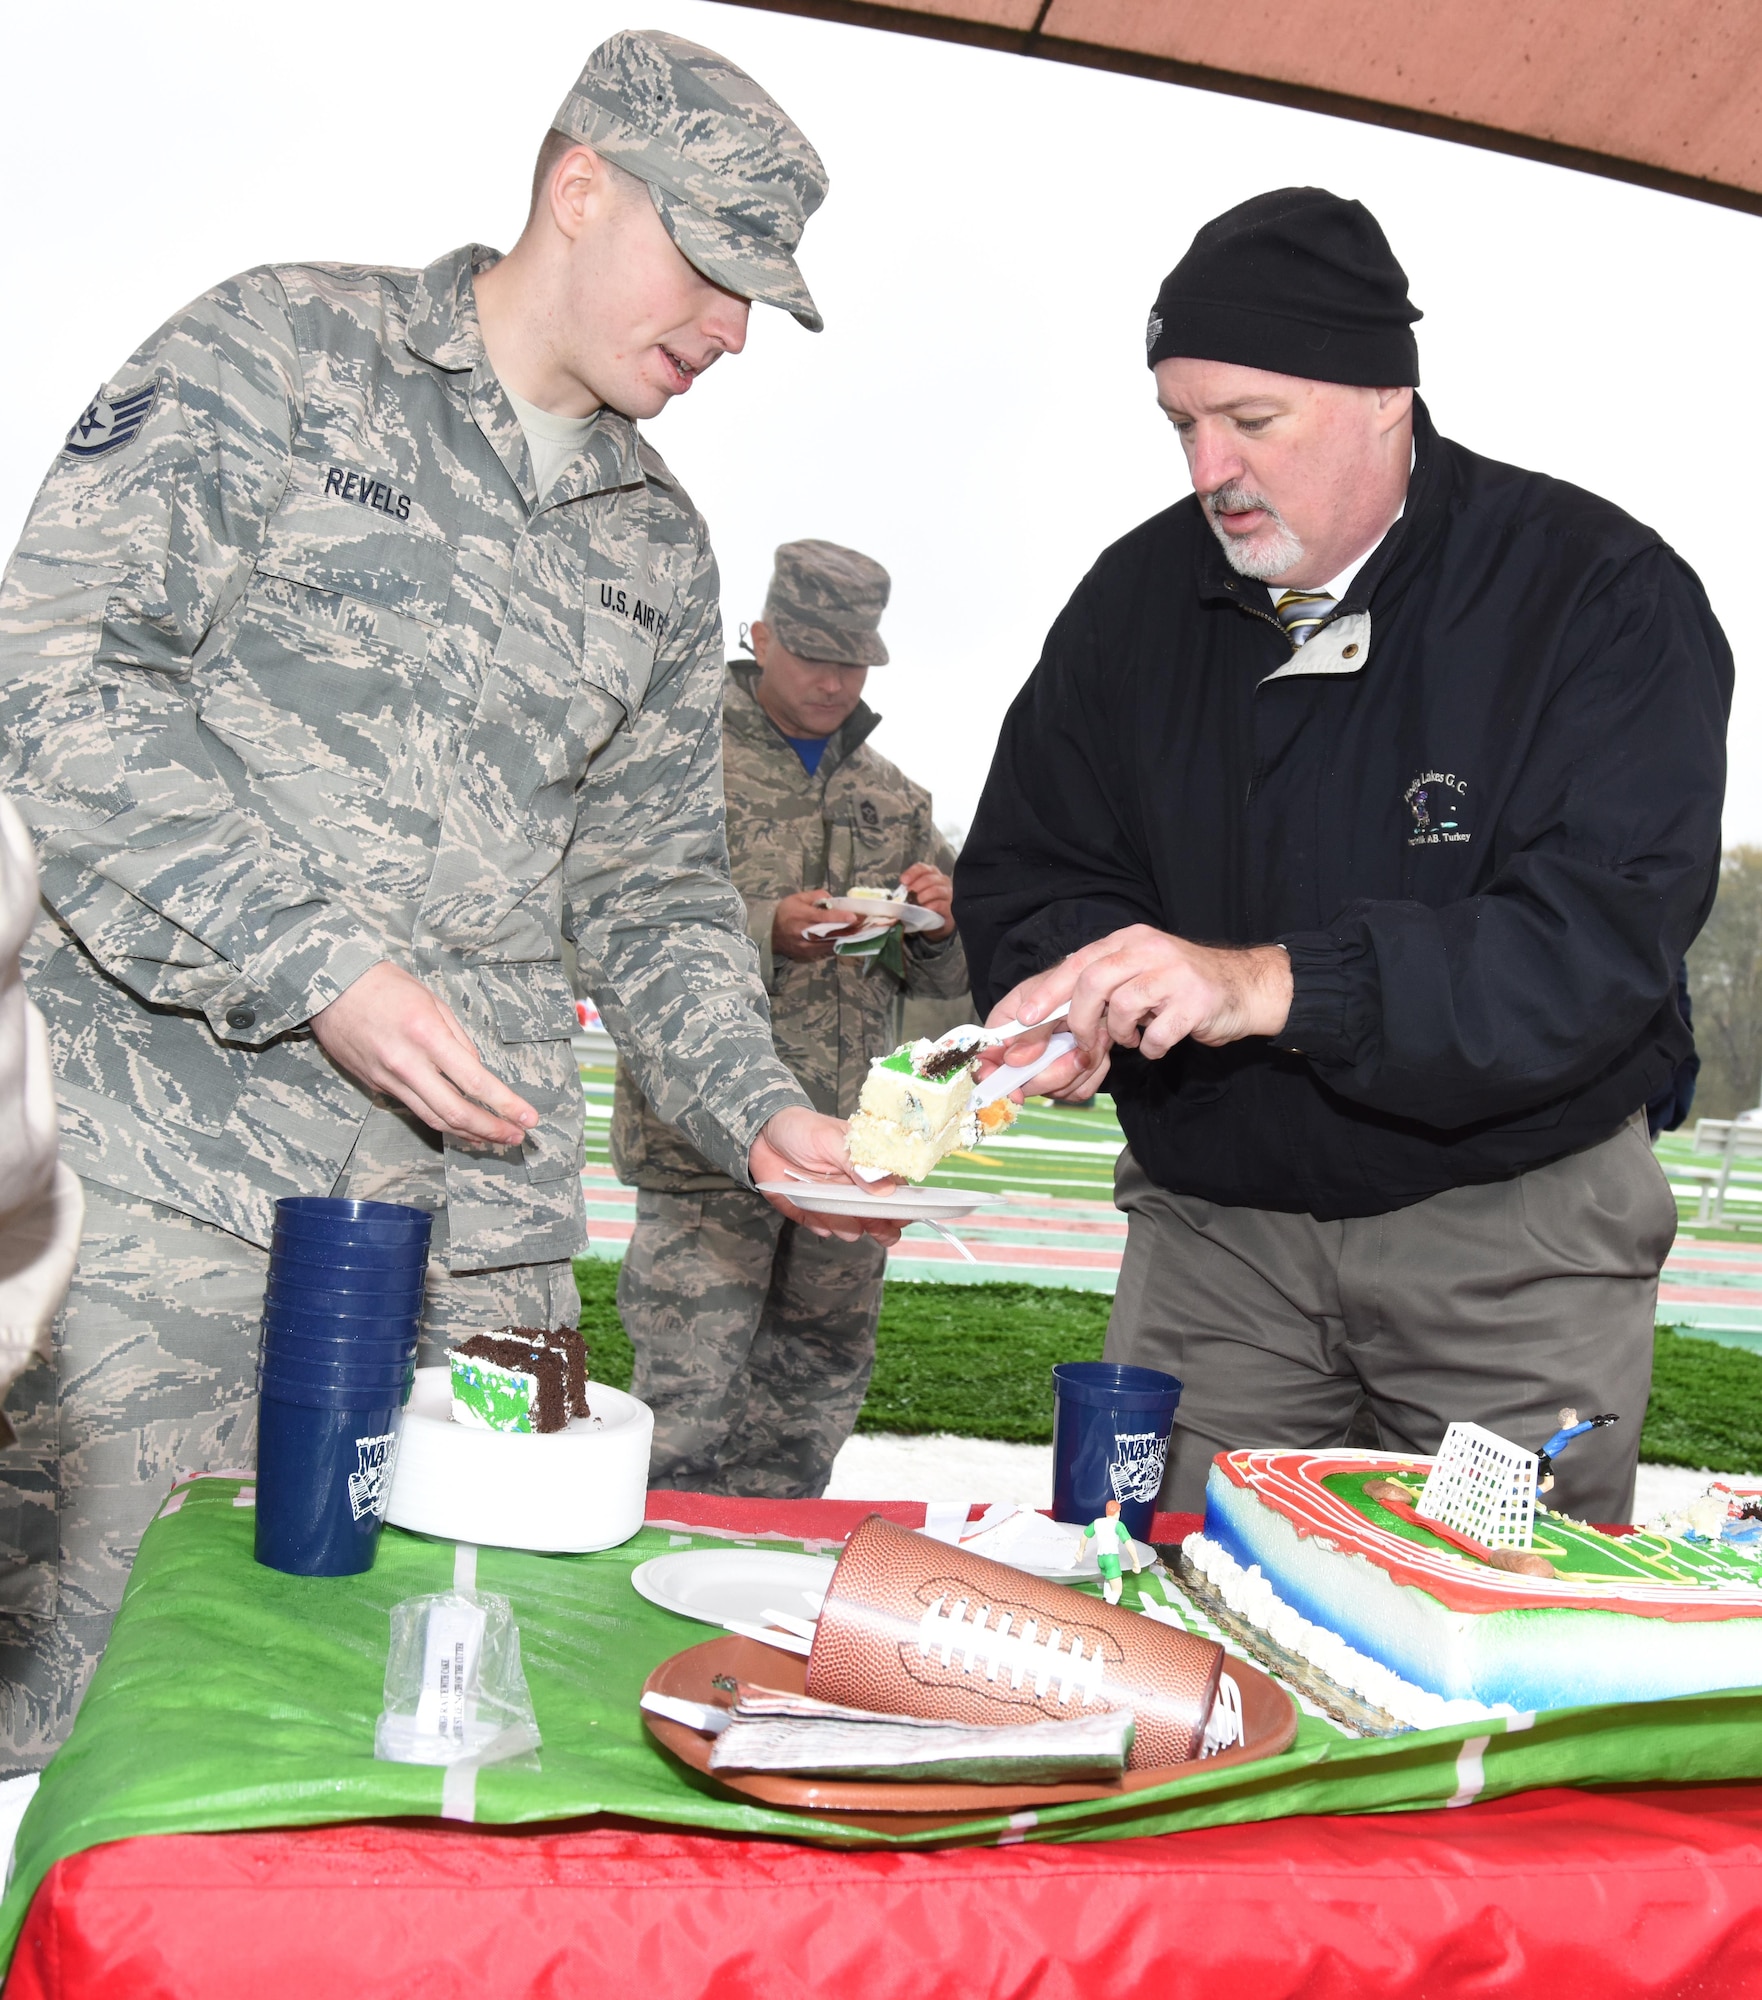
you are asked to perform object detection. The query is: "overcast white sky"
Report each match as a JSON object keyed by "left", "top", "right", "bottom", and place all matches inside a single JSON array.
[{"left": 6, "top": 3, "right": 1760, "bottom": 845}]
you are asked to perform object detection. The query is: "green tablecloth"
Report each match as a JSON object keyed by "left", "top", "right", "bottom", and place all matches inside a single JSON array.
[{"left": 5, "top": 1475, "right": 1762, "bottom": 1973}]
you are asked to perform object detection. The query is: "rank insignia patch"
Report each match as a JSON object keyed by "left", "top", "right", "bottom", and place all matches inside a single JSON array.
[{"left": 63, "top": 383, "right": 158, "bottom": 459}]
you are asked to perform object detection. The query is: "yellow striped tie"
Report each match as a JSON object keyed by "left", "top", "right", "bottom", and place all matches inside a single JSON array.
[{"left": 1274, "top": 588, "right": 1336, "bottom": 649}]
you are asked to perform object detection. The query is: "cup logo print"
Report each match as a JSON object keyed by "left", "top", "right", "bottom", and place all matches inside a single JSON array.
[
  {"left": 1108, "top": 1430, "right": 1168, "bottom": 1504},
  {"left": 348, "top": 1431, "right": 400, "bottom": 1521}
]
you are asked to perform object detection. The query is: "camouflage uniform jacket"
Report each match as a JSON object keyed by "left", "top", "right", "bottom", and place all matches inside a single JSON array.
[
  {"left": 0, "top": 246, "right": 806, "bottom": 1268},
  {"left": 613, "top": 659, "right": 967, "bottom": 1190}
]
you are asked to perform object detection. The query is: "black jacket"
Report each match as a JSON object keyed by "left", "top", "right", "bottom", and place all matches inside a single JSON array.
[{"left": 955, "top": 400, "right": 1731, "bottom": 1220}]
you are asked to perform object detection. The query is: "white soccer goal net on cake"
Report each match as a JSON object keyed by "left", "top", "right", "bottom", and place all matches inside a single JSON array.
[{"left": 1417, "top": 1422, "right": 1537, "bottom": 1549}]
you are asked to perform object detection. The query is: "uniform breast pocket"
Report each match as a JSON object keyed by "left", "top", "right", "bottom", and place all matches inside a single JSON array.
[
  {"left": 206, "top": 523, "right": 457, "bottom": 791},
  {"left": 492, "top": 574, "right": 673, "bottom": 845},
  {"left": 474, "top": 961, "right": 586, "bottom": 1184}
]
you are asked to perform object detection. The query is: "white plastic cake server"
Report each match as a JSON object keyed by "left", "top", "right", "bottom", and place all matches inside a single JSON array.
[
  {"left": 970, "top": 1030, "right": 1079, "bottom": 1108},
  {"left": 929, "top": 1001, "right": 1071, "bottom": 1054}
]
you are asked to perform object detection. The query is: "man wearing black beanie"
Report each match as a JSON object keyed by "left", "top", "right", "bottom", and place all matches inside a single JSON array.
[{"left": 954, "top": 187, "right": 1730, "bottom": 1524}]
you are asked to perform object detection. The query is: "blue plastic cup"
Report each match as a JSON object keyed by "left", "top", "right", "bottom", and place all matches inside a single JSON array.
[
  {"left": 254, "top": 1391, "right": 407, "bottom": 1576},
  {"left": 272, "top": 1198, "right": 433, "bottom": 1253},
  {"left": 259, "top": 1351, "right": 415, "bottom": 1391},
  {"left": 270, "top": 1233, "right": 429, "bottom": 1267},
  {"left": 257, "top": 1362, "right": 415, "bottom": 1405},
  {"left": 264, "top": 1273, "right": 425, "bottom": 1315},
  {"left": 263, "top": 1300, "right": 421, "bottom": 1339},
  {"left": 261, "top": 1326, "right": 418, "bottom": 1362},
  {"left": 268, "top": 1238, "right": 429, "bottom": 1276},
  {"left": 258, "top": 1376, "right": 413, "bottom": 1414},
  {"left": 1050, "top": 1362, "right": 1183, "bottom": 1542}
]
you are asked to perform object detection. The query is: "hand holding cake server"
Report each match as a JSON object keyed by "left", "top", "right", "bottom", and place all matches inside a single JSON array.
[{"left": 958, "top": 188, "right": 1730, "bottom": 1526}]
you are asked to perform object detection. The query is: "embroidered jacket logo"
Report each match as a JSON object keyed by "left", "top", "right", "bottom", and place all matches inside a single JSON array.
[{"left": 1405, "top": 770, "right": 1471, "bottom": 846}]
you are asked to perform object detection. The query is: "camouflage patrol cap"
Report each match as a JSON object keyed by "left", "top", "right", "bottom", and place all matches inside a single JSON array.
[
  {"left": 554, "top": 30, "right": 828, "bottom": 332},
  {"left": 764, "top": 539, "right": 891, "bottom": 667}
]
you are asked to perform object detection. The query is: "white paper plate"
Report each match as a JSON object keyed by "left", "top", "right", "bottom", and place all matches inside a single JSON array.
[
  {"left": 756, "top": 1183, "right": 1001, "bottom": 1222},
  {"left": 630, "top": 1547, "right": 838, "bottom": 1628},
  {"left": 958, "top": 1507, "right": 1159, "bottom": 1580},
  {"left": 803, "top": 919, "right": 892, "bottom": 943},
  {"left": 384, "top": 1366, "right": 652, "bottom": 1552},
  {"left": 1010, "top": 1536, "right": 1160, "bottom": 1581},
  {"left": 821, "top": 896, "right": 944, "bottom": 934}
]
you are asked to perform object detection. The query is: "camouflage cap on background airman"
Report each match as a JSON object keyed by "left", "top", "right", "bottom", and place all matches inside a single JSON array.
[
  {"left": 763, "top": 539, "right": 891, "bottom": 667},
  {"left": 554, "top": 29, "right": 829, "bottom": 331}
]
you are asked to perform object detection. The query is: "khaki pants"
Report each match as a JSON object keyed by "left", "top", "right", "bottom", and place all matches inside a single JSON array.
[
  {"left": 1106, "top": 1117, "right": 1675, "bottom": 1523},
  {"left": 620, "top": 1186, "right": 885, "bottom": 1500},
  {"left": 0, "top": 1107, "right": 578, "bottom": 1774}
]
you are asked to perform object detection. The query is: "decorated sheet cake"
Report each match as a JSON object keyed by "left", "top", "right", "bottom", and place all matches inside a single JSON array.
[{"left": 1188, "top": 1448, "right": 1762, "bottom": 1722}]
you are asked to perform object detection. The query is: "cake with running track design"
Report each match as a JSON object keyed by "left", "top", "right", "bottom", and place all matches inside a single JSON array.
[{"left": 1184, "top": 1441, "right": 1762, "bottom": 1722}]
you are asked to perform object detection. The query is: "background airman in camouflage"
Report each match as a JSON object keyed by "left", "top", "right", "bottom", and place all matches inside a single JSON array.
[
  {"left": 615, "top": 540, "right": 969, "bottom": 1497},
  {"left": 0, "top": 30, "right": 894, "bottom": 1769}
]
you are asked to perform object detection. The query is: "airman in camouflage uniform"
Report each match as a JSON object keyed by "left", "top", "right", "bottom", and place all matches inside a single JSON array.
[
  {"left": 614, "top": 541, "right": 969, "bottom": 1497},
  {"left": 0, "top": 31, "right": 858, "bottom": 1768}
]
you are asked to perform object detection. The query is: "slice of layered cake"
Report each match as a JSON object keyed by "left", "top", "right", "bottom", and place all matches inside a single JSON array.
[
  {"left": 449, "top": 1326, "right": 590, "bottom": 1435},
  {"left": 846, "top": 1039, "right": 1018, "bottom": 1182}
]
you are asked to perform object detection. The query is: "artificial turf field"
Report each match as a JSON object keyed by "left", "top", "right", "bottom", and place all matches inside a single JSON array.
[{"left": 574, "top": 1258, "right": 1762, "bottom": 1473}]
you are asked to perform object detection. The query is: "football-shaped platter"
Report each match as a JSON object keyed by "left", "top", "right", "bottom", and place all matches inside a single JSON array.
[
  {"left": 640, "top": 1514, "right": 1297, "bottom": 1830},
  {"left": 641, "top": 1636, "right": 1297, "bottom": 1830}
]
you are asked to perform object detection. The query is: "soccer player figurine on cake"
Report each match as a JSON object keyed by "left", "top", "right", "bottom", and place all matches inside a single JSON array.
[
  {"left": 1084, "top": 1499, "right": 1144, "bottom": 1605},
  {"left": 1536, "top": 1408, "right": 1619, "bottom": 1496}
]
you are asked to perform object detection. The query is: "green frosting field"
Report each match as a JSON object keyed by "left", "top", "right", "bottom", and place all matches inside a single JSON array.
[
  {"left": 1321, "top": 1470, "right": 1762, "bottom": 1588},
  {"left": 450, "top": 1356, "right": 535, "bottom": 1435}
]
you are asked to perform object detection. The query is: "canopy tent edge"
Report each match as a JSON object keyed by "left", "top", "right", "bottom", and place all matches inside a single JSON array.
[{"left": 715, "top": 0, "right": 1762, "bottom": 219}]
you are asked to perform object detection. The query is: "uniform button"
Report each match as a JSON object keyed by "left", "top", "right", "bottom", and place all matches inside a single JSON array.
[
  {"left": 226, "top": 1007, "right": 257, "bottom": 1030},
  {"left": 1342, "top": 644, "right": 1360, "bottom": 659}
]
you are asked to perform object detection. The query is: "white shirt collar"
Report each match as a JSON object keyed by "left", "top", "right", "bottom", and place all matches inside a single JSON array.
[{"left": 1266, "top": 442, "right": 1414, "bottom": 610}]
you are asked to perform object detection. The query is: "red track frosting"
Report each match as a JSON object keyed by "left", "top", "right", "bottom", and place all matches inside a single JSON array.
[{"left": 1217, "top": 1449, "right": 1762, "bottom": 1623}]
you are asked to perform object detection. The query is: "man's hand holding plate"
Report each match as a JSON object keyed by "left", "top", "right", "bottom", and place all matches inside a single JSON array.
[{"left": 750, "top": 1106, "right": 904, "bottom": 1245}]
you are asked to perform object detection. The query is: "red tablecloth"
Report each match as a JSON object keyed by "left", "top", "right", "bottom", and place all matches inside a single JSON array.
[{"left": 9, "top": 1494, "right": 1762, "bottom": 2000}]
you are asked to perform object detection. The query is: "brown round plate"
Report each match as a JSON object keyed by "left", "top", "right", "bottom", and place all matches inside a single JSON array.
[{"left": 641, "top": 1634, "right": 1299, "bottom": 1832}]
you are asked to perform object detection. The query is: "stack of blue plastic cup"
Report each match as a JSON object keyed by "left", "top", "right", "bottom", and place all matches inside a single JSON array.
[{"left": 255, "top": 1197, "right": 433, "bottom": 1577}]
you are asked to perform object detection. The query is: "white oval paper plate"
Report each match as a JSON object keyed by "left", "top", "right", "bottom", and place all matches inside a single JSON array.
[
  {"left": 756, "top": 1183, "right": 1001, "bottom": 1222},
  {"left": 821, "top": 896, "right": 944, "bottom": 934},
  {"left": 631, "top": 1547, "right": 838, "bottom": 1628},
  {"left": 384, "top": 1366, "right": 651, "bottom": 1552},
  {"left": 1011, "top": 1537, "right": 1160, "bottom": 1581}
]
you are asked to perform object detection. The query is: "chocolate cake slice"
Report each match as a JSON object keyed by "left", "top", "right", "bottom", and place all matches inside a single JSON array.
[
  {"left": 505, "top": 1324, "right": 590, "bottom": 1422},
  {"left": 450, "top": 1332, "right": 564, "bottom": 1433},
  {"left": 448, "top": 1326, "right": 591, "bottom": 1434}
]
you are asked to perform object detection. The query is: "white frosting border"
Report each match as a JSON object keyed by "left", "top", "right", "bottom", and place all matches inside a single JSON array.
[{"left": 1182, "top": 1531, "right": 1521, "bottom": 1733}]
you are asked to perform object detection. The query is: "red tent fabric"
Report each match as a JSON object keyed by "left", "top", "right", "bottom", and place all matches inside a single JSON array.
[{"left": 737, "top": 0, "right": 1762, "bottom": 213}]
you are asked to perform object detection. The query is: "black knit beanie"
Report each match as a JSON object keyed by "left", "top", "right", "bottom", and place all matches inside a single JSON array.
[{"left": 1146, "top": 188, "right": 1421, "bottom": 386}]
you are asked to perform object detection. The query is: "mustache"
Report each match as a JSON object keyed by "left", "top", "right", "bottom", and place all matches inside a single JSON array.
[{"left": 1203, "top": 481, "right": 1284, "bottom": 524}]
